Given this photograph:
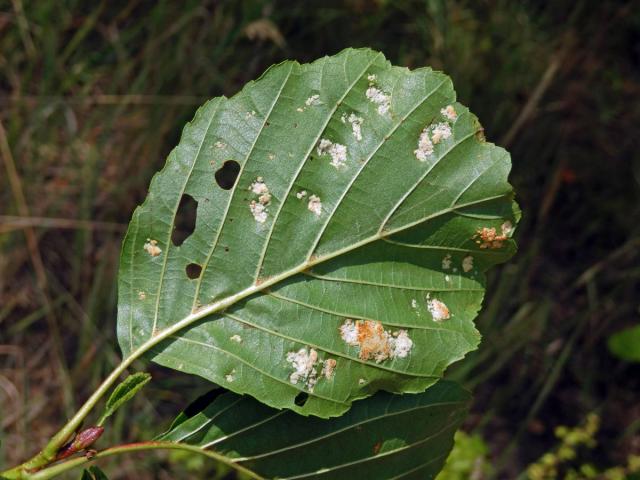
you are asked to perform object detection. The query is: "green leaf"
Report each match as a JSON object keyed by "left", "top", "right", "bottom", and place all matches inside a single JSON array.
[
  {"left": 436, "top": 431, "right": 492, "bottom": 480},
  {"left": 80, "top": 466, "right": 108, "bottom": 480},
  {"left": 608, "top": 325, "right": 640, "bottom": 362},
  {"left": 159, "top": 380, "right": 470, "bottom": 479},
  {"left": 97, "top": 372, "right": 151, "bottom": 425},
  {"left": 117, "top": 47, "right": 518, "bottom": 417}
]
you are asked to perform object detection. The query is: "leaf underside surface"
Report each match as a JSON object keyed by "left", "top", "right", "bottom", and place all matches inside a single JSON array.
[
  {"left": 159, "top": 380, "right": 470, "bottom": 480},
  {"left": 117, "top": 48, "right": 519, "bottom": 417}
]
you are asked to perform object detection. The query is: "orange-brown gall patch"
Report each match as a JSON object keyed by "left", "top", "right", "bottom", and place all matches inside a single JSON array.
[
  {"left": 441, "top": 105, "right": 458, "bottom": 121},
  {"left": 357, "top": 320, "right": 391, "bottom": 362},
  {"left": 340, "top": 319, "right": 412, "bottom": 363},
  {"left": 143, "top": 239, "right": 162, "bottom": 257},
  {"left": 427, "top": 298, "right": 451, "bottom": 322},
  {"left": 473, "top": 221, "right": 512, "bottom": 249},
  {"left": 322, "top": 358, "right": 337, "bottom": 379}
]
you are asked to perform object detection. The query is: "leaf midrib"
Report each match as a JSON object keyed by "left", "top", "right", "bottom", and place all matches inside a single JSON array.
[
  {"left": 127, "top": 193, "right": 507, "bottom": 371},
  {"left": 127, "top": 53, "right": 508, "bottom": 386}
]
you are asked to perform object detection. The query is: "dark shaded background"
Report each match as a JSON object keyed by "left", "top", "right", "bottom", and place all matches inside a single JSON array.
[{"left": 1, "top": 1, "right": 639, "bottom": 478}]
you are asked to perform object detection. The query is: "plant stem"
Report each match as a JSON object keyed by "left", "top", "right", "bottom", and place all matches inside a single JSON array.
[
  {"left": 2, "top": 194, "right": 501, "bottom": 478},
  {"left": 1, "top": 280, "right": 272, "bottom": 478},
  {"left": 0, "top": 353, "right": 137, "bottom": 478},
  {"left": 24, "top": 442, "right": 263, "bottom": 480}
]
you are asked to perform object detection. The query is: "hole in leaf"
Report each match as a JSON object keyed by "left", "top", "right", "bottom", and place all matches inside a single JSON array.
[
  {"left": 223, "top": 246, "right": 230, "bottom": 253},
  {"left": 215, "top": 160, "right": 240, "bottom": 190},
  {"left": 172, "top": 194, "right": 198, "bottom": 246},
  {"left": 294, "top": 392, "right": 309, "bottom": 407},
  {"left": 186, "top": 263, "right": 202, "bottom": 279}
]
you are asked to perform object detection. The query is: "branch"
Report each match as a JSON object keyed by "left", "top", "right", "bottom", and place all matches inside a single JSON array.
[{"left": 22, "top": 442, "right": 263, "bottom": 480}]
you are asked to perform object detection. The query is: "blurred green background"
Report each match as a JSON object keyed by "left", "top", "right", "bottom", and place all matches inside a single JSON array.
[{"left": 1, "top": 1, "right": 639, "bottom": 478}]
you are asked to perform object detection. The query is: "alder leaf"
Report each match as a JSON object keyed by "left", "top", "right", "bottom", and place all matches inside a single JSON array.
[
  {"left": 117, "top": 48, "right": 519, "bottom": 417},
  {"left": 159, "top": 380, "right": 470, "bottom": 480}
]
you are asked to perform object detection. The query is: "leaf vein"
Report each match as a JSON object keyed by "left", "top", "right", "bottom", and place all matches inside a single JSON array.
[
  {"left": 151, "top": 100, "right": 222, "bottom": 335},
  {"left": 300, "top": 271, "right": 483, "bottom": 292},
  {"left": 230, "top": 401, "right": 466, "bottom": 463},
  {"left": 277, "top": 409, "right": 465, "bottom": 479},
  {"left": 165, "top": 335, "right": 351, "bottom": 404},
  {"left": 379, "top": 128, "right": 477, "bottom": 233},
  {"left": 266, "top": 291, "right": 470, "bottom": 334},
  {"left": 191, "top": 64, "right": 295, "bottom": 309},
  {"left": 253, "top": 51, "right": 384, "bottom": 282},
  {"left": 224, "top": 312, "right": 440, "bottom": 378},
  {"left": 306, "top": 75, "right": 449, "bottom": 261}
]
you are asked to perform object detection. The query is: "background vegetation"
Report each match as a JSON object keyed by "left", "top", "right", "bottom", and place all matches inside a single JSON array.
[{"left": 1, "top": 1, "right": 639, "bottom": 478}]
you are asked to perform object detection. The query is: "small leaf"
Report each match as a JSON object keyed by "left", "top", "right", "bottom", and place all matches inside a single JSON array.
[
  {"left": 80, "top": 466, "right": 108, "bottom": 480},
  {"left": 159, "top": 380, "right": 470, "bottom": 479},
  {"left": 97, "top": 372, "right": 151, "bottom": 426},
  {"left": 608, "top": 325, "right": 640, "bottom": 362},
  {"left": 117, "top": 48, "right": 519, "bottom": 417}
]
